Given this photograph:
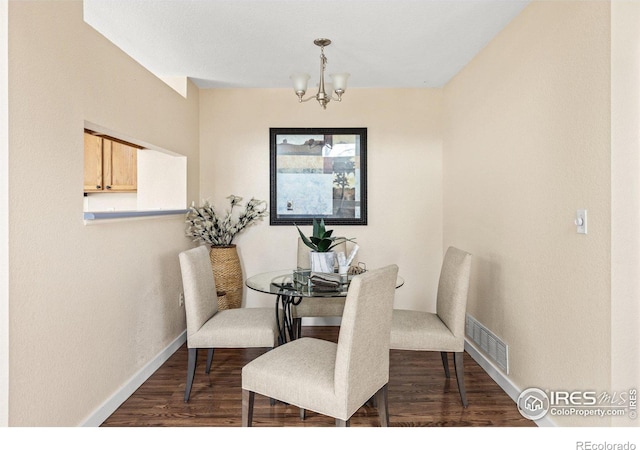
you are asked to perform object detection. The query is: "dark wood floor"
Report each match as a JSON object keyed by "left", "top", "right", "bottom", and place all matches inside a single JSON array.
[{"left": 101, "top": 326, "right": 535, "bottom": 427}]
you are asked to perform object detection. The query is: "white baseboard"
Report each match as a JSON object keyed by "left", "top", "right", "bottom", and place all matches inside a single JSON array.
[
  {"left": 464, "top": 339, "right": 556, "bottom": 427},
  {"left": 80, "top": 331, "right": 187, "bottom": 427}
]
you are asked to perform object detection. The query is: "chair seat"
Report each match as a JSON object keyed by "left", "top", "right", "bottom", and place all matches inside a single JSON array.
[
  {"left": 188, "top": 307, "right": 278, "bottom": 349},
  {"left": 292, "top": 297, "right": 345, "bottom": 318},
  {"left": 242, "top": 337, "right": 344, "bottom": 418},
  {"left": 390, "top": 309, "right": 463, "bottom": 353}
]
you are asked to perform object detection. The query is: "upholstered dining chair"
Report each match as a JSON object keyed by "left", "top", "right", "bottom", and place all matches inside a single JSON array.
[
  {"left": 179, "top": 245, "right": 279, "bottom": 402},
  {"left": 390, "top": 246, "right": 472, "bottom": 407},
  {"left": 241, "top": 264, "right": 399, "bottom": 427},
  {"left": 291, "top": 237, "right": 350, "bottom": 338}
]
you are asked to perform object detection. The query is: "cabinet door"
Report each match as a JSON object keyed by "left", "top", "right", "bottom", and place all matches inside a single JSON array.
[
  {"left": 104, "top": 139, "right": 137, "bottom": 191},
  {"left": 83, "top": 133, "right": 103, "bottom": 192}
]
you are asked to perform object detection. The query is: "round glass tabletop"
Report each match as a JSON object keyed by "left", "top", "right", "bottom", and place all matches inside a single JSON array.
[{"left": 245, "top": 269, "right": 404, "bottom": 298}]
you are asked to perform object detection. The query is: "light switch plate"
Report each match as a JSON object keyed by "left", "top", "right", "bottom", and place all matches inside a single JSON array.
[{"left": 576, "top": 209, "right": 587, "bottom": 234}]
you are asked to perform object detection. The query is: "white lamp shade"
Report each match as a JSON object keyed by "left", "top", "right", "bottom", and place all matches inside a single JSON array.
[
  {"left": 329, "top": 73, "right": 350, "bottom": 91},
  {"left": 290, "top": 73, "right": 310, "bottom": 93}
]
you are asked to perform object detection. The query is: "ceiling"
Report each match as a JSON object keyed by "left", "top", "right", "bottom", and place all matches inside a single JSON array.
[{"left": 83, "top": 0, "right": 531, "bottom": 90}]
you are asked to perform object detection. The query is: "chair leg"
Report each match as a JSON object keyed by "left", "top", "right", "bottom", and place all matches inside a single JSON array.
[
  {"left": 374, "top": 384, "right": 389, "bottom": 427},
  {"left": 294, "top": 318, "right": 302, "bottom": 339},
  {"left": 299, "top": 408, "right": 306, "bottom": 420},
  {"left": 454, "top": 351, "right": 469, "bottom": 407},
  {"left": 336, "top": 418, "right": 350, "bottom": 427},
  {"left": 440, "top": 351, "right": 451, "bottom": 378},
  {"left": 184, "top": 348, "right": 197, "bottom": 402},
  {"left": 205, "top": 348, "right": 214, "bottom": 374},
  {"left": 242, "top": 389, "right": 255, "bottom": 427}
]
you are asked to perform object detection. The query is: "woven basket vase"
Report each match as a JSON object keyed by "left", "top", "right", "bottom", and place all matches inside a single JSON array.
[{"left": 209, "top": 245, "right": 243, "bottom": 310}]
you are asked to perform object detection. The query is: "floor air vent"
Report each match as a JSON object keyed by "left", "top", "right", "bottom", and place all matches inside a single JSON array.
[{"left": 465, "top": 314, "right": 509, "bottom": 374}]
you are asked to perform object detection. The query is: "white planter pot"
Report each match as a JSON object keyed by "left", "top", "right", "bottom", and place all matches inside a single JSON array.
[{"left": 310, "top": 251, "right": 336, "bottom": 273}]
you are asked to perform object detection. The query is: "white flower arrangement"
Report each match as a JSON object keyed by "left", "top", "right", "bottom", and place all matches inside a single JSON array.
[{"left": 185, "top": 195, "right": 268, "bottom": 246}]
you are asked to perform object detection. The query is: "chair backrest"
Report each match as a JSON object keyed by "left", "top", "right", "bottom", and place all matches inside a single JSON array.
[
  {"left": 333, "top": 264, "right": 399, "bottom": 417},
  {"left": 179, "top": 246, "right": 219, "bottom": 341},
  {"left": 435, "top": 247, "right": 472, "bottom": 341},
  {"left": 297, "top": 237, "right": 348, "bottom": 270}
]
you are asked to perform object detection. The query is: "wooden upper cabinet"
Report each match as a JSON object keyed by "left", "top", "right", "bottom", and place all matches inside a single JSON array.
[
  {"left": 84, "top": 133, "right": 104, "bottom": 192},
  {"left": 84, "top": 132, "right": 137, "bottom": 193},
  {"left": 104, "top": 140, "right": 137, "bottom": 191}
]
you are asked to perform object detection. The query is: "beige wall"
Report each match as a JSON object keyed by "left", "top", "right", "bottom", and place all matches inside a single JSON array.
[
  {"left": 611, "top": 1, "right": 640, "bottom": 426},
  {"left": 8, "top": 1, "right": 199, "bottom": 426},
  {"left": 198, "top": 88, "right": 443, "bottom": 313},
  {"left": 443, "top": 1, "right": 612, "bottom": 426},
  {"left": 1, "top": 0, "right": 8, "bottom": 428}
]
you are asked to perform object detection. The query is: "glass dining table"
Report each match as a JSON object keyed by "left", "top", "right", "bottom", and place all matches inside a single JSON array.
[{"left": 246, "top": 269, "right": 404, "bottom": 344}]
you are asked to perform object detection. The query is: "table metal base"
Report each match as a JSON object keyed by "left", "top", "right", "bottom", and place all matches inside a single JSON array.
[{"left": 275, "top": 292, "right": 302, "bottom": 344}]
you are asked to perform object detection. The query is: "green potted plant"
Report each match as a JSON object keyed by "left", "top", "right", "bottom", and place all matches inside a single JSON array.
[
  {"left": 185, "top": 195, "right": 268, "bottom": 309},
  {"left": 295, "top": 218, "right": 354, "bottom": 273}
]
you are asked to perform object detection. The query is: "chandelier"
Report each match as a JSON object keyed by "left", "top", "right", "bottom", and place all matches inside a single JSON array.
[{"left": 290, "top": 38, "right": 350, "bottom": 109}]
